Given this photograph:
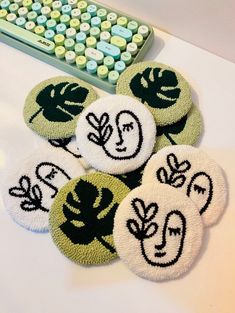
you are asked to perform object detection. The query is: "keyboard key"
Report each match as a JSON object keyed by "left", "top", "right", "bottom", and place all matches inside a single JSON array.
[
  {"left": 22, "top": 0, "right": 32, "bottom": 10},
  {"left": 111, "top": 24, "right": 132, "bottom": 42},
  {"left": 107, "top": 12, "right": 117, "bottom": 25},
  {"left": 46, "top": 18, "right": 56, "bottom": 30},
  {"left": 50, "top": 10, "right": 61, "bottom": 22},
  {"left": 31, "top": 2, "right": 41, "bottom": 14},
  {"left": 69, "top": 18, "right": 80, "bottom": 30},
  {"left": 111, "top": 35, "right": 126, "bottom": 51},
  {"left": 138, "top": 25, "right": 149, "bottom": 38},
  {"left": 97, "top": 41, "right": 120, "bottom": 60},
  {"left": 27, "top": 11, "right": 37, "bottom": 21},
  {"left": 127, "top": 20, "right": 138, "bottom": 33},
  {"left": 9, "top": 3, "right": 19, "bottom": 14},
  {"left": 86, "top": 36, "right": 96, "bottom": 48},
  {"left": 97, "top": 8, "right": 107, "bottom": 21},
  {"left": 81, "top": 12, "right": 91, "bottom": 23},
  {"left": 126, "top": 42, "right": 137, "bottom": 55},
  {"left": 103, "top": 55, "right": 114, "bottom": 69},
  {"left": 56, "top": 23, "right": 66, "bottom": 34},
  {"left": 6, "top": 13, "right": 17, "bottom": 23},
  {"left": 64, "top": 38, "right": 75, "bottom": 50},
  {"left": 86, "top": 60, "right": 97, "bottom": 74},
  {"left": 52, "top": 1, "right": 62, "bottom": 11},
  {"left": 42, "top": 0, "right": 52, "bottom": 8},
  {"left": 76, "top": 55, "right": 87, "bottom": 68},
  {"left": 65, "top": 50, "right": 76, "bottom": 63},
  {"left": 68, "top": 0, "right": 77, "bottom": 9},
  {"left": 66, "top": 27, "right": 76, "bottom": 38},
  {"left": 77, "top": 0, "right": 87, "bottom": 12},
  {"left": 18, "top": 7, "right": 28, "bottom": 18},
  {"left": 80, "top": 22, "right": 90, "bottom": 34},
  {"left": 117, "top": 16, "right": 128, "bottom": 27},
  {"left": 101, "top": 20, "right": 111, "bottom": 32},
  {"left": 132, "top": 33, "right": 143, "bottom": 46},
  {"left": 0, "top": 9, "right": 8, "bottom": 19},
  {"left": 90, "top": 26, "right": 100, "bottom": 39},
  {"left": 16, "top": 17, "right": 26, "bottom": 27},
  {"left": 1, "top": 0, "right": 10, "bottom": 10},
  {"left": 114, "top": 60, "right": 126, "bottom": 73},
  {"left": 54, "top": 33, "right": 65, "bottom": 45},
  {"left": 87, "top": 4, "right": 97, "bottom": 17},
  {"left": 108, "top": 70, "right": 119, "bottom": 84},
  {"left": 91, "top": 16, "right": 101, "bottom": 28},
  {"left": 121, "top": 51, "right": 132, "bottom": 64},
  {"left": 100, "top": 31, "right": 110, "bottom": 42},
  {"left": 75, "top": 42, "right": 85, "bottom": 55},
  {"left": 44, "top": 28, "right": 55, "bottom": 39},
  {"left": 55, "top": 45, "right": 66, "bottom": 58},
  {"left": 97, "top": 65, "right": 108, "bottom": 79},
  {"left": 85, "top": 47, "right": 104, "bottom": 64},
  {"left": 76, "top": 31, "right": 86, "bottom": 43},
  {"left": 36, "top": 15, "right": 47, "bottom": 26},
  {"left": 34, "top": 25, "right": 45, "bottom": 36},
  {"left": 41, "top": 6, "right": 51, "bottom": 18},
  {"left": 62, "top": 4, "right": 72, "bottom": 15},
  {"left": 25, "top": 20, "right": 35, "bottom": 31},
  {"left": 60, "top": 14, "right": 70, "bottom": 25},
  {"left": 71, "top": 8, "right": 81, "bottom": 18}
]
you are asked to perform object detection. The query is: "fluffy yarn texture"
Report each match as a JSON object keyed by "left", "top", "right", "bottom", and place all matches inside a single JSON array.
[
  {"left": 49, "top": 173, "right": 130, "bottom": 265},
  {"left": 142, "top": 145, "right": 227, "bottom": 226},
  {"left": 154, "top": 104, "right": 202, "bottom": 152},
  {"left": 2, "top": 145, "right": 85, "bottom": 232},
  {"left": 116, "top": 61, "right": 193, "bottom": 126},
  {"left": 23, "top": 76, "right": 97, "bottom": 139},
  {"left": 113, "top": 183, "right": 203, "bottom": 281},
  {"left": 76, "top": 95, "right": 156, "bottom": 174}
]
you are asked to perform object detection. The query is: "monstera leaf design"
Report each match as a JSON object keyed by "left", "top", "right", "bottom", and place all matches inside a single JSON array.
[
  {"left": 29, "top": 82, "right": 88, "bottom": 123},
  {"left": 115, "top": 162, "right": 146, "bottom": 189},
  {"left": 60, "top": 179, "right": 117, "bottom": 253},
  {"left": 156, "top": 114, "right": 187, "bottom": 145},
  {"left": 130, "top": 67, "right": 181, "bottom": 109}
]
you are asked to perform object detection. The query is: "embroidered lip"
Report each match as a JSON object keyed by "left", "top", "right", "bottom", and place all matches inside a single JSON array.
[
  {"left": 154, "top": 251, "right": 166, "bottom": 258},
  {"left": 116, "top": 147, "right": 127, "bottom": 152}
]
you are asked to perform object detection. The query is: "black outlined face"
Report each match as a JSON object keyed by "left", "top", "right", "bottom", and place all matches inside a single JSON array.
[
  {"left": 141, "top": 210, "right": 186, "bottom": 267},
  {"left": 187, "top": 172, "right": 213, "bottom": 215},
  {"left": 87, "top": 110, "right": 143, "bottom": 160}
]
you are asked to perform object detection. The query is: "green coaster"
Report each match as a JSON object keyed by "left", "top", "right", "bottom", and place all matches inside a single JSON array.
[
  {"left": 116, "top": 61, "right": 193, "bottom": 126},
  {"left": 49, "top": 172, "right": 130, "bottom": 265},
  {"left": 23, "top": 76, "right": 98, "bottom": 139},
  {"left": 154, "top": 104, "right": 202, "bottom": 152}
]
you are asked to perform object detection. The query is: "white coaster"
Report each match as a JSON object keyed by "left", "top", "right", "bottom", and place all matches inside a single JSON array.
[
  {"left": 76, "top": 95, "right": 156, "bottom": 174},
  {"left": 1, "top": 146, "right": 85, "bottom": 232},
  {"left": 113, "top": 183, "right": 203, "bottom": 281},
  {"left": 142, "top": 145, "right": 227, "bottom": 226}
]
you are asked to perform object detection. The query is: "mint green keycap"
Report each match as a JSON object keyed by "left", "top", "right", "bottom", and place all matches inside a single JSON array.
[
  {"left": 87, "top": 4, "right": 97, "bottom": 16},
  {"left": 85, "top": 47, "right": 104, "bottom": 64},
  {"left": 107, "top": 12, "right": 117, "bottom": 25},
  {"left": 111, "top": 25, "right": 132, "bottom": 42},
  {"left": 111, "top": 35, "right": 126, "bottom": 51},
  {"left": 77, "top": 0, "right": 87, "bottom": 12},
  {"left": 103, "top": 55, "right": 114, "bottom": 69},
  {"left": 0, "top": 9, "right": 7, "bottom": 19},
  {"left": 97, "top": 8, "right": 107, "bottom": 20},
  {"left": 76, "top": 31, "right": 86, "bottom": 43},
  {"left": 56, "top": 23, "right": 66, "bottom": 34},
  {"left": 61, "top": 4, "right": 71, "bottom": 15},
  {"left": 64, "top": 38, "right": 75, "bottom": 50},
  {"left": 81, "top": 12, "right": 91, "bottom": 23},
  {"left": 127, "top": 20, "right": 138, "bottom": 33},
  {"left": 55, "top": 45, "right": 66, "bottom": 58},
  {"left": 54, "top": 33, "right": 65, "bottom": 45},
  {"left": 34, "top": 25, "right": 45, "bottom": 35},
  {"left": 60, "top": 14, "right": 70, "bottom": 25},
  {"left": 97, "top": 41, "right": 120, "bottom": 60},
  {"left": 108, "top": 70, "right": 119, "bottom": 84},
  {"left": 97, "top": 65, "right": 108, "bottom": 79},
  {"left": 16, "top": 16, "right": 26, "bottom": 27},
  {"left": 86, "top": 36, "right": 96, "bottom": 48},
  {"left": 121, "top": 51, "right": 132, "bottom": 64},
  {"left": 46, "top": 18, "right": 56, "bottom": 30},
  {"left": 9, "top": 3, "right": 19, "bottom": 13},
  {"left": 6, "top": 13, "right": 17, "bottom": 22},
  {"left": 44, "top": 29, "right": 55, "bottom": 40},
  {"left": 14, "top": 0, "right": 23, "bottom": 5},
  {"left": 75, "top": 42, "right": 85, "bottom": 55},
  {"left": 22, "top": 0, "right": 32, "bottom": 10},
  {"left": 91, "top": 16, "right": 101, "bottom": 28},
  {"left": 76, "top": 55, "right": 87, "bottom": 68},
  {"left": 1, "top": 0, "right": 10, "bottom": 10},
  {"left": 50, "top": 10, "right": 61, "bottom": 22},
  {"left": 37, "top": 15, "right": 47, "bottom": 26},
  {"left": 31, "top": 2, "right": 41, "bottom": 14},
  {"left": 25, "top": 20, "right": 35, "bottom": 31},
  {"left": 27, "top": 11, "right": 37, "bottom": 21},
  {"left": 86, "top": 60, "right": 97, "bottom": 74},
  {"left": 114, "top": 60, "right": 126, "bottom": 73},
  {"left": 90, "top": 26, "right": 100, "bottom": 39}
]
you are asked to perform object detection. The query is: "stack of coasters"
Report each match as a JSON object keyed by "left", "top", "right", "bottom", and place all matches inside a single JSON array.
[
  {"left": 113, "top": 183, "right": 204, "bottom": 281},
  {"left": 142, "top": 145, "right": 227, "bottom": 226},
  {"left": 49, "top": 173, "right": 130, "bottom": 265},
  {"left": 23, "top": 76, "right": 98, "bottom": 139},
  {"left": 116, "top": 61, "right": 202, "bottom": 151},
  {"left": 2, "top": 146, "right": 85, "bottom": 232},
  {"left": 76, "top": 95, "right": 156, "bottom": 174}
]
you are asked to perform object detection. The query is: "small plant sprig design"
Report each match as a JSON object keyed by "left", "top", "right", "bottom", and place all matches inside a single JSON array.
[
  {"left": 9, "top": 176, "right": 48, "bottom": 212},
  {"left": 86, "top": 112, "right": 113, "bottom": 146},
  {"left": 127, "top": 198, "right": 158, "bottom": 240},
  {"left": 156, "top": 153, "right": 191, "bottom": 188}
]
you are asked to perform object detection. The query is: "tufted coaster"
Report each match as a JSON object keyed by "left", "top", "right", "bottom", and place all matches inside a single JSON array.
[
  {"left": 49, "top": 173, "right": 130, "bottom": 265},
  {"left": 142, "top": 145, "right": 227, "bottom": 226},
  {"left": 2, "top": 146, "right": 85, "bottom": 232},
  {"left": 116, "top": 61, "right": 193, "bottom": 126},
  {"left": 113, "top": 183, "right": 203, "bottom": 281},
  {"left": 76, "top": 95, "right": 156, "bottom": 174},
  {"left": 154, "top": 104, "right": 202, "bottom": 152},
  {"left": 23, "top": 76, "right": 97, "bottom": 139}
]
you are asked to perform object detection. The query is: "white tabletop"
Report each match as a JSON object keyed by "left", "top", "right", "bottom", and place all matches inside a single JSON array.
[{"left": 0, "top": 28, "right": 235, "bottom": 313}]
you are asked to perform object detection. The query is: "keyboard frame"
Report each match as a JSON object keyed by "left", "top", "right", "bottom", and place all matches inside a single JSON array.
[{"left": 0, "top": 0, "right": 154, "bottom": 93}]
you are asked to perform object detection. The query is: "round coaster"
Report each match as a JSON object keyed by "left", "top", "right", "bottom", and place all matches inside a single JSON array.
[
  {"left": 116, "top": 61, "right": 193, "bottom": 126},
  {"left": 2, "top": 146, "right": 85, "bottom": 232},
  {"left": 76, "top": 95, "right": 156, "bottom": 174},
  {"left": 154, "top": 104, "right": 202, "bottom": 152},
  {"left": 113, "top": 183, "right": 203, "bottom": 281},
  {"left": 142, "top": 145, "right": 227, "bottom": 226},
  {"left": 23, "top": 76, "right": 98, "bottom": 139},
  {"left": 49, "top": 173, "right": 130, "bottom": 265}
]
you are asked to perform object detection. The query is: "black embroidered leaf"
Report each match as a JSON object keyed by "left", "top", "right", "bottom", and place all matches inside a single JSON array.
[
  {"left": 156, "top": 167, "right": 168, "bottom": 184},
  {"left": 167, "top": 153, "right": 191, "bottom": 173},
  {"left": 102, "top": 125, "right": 113, "bottom": 144},
  {"left": 31, "top": 185, "right": 42, "bottom": 201},
  {"left": 19, "top": 176, "right": 30, "bottom": 193},
  {"left": 144, "top": 222, "right": 158, "bottom": 238},
  {"left": 9, "top": 187, "right": 25, "bottom": 197},
  {"left": 86, "top": 112, "right": 100, "bottom": 130},
  {"left": 144, "top": 203, "right": 158, "bottom": 222},
  {"left": 100, "top": 113, "right": 109, "bottom": 127},
  {"left": 29, "top": 82, "right": 88, "bottom": 123},
  {"left": 60, "top": 179, "right": 117, "bottom": 253},
  {"left": 131, "top": 198, "right": 146, "bottom": 220},
  {"left": 170, "top": 175, "right": 186, "bottom": 188},
  {"left": 126, "top": 219, "right": 142, "bottom": 239},
  {"left": 20, "top": 200, "right": 37, "bottom": 211},
  {"left": 130, "top": 67, "right": 181, "bottom": 109},
  {"left": 87, "top": 132, "right": 102, "bottom": 145},
  {"left": 156, "top": 114, "right": 187, "bottom": 145}
]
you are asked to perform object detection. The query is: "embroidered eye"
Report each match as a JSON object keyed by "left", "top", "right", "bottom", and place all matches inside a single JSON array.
[
  {"left": 122, "top": 122, "right": 134, "bottom": 132},
  {"left": 194, "top": 184, "right": 206, "bottom": 194},
  {"left": 45, "top": 168, "right": 58, "bottom": 180},
  {"left": 168, "top": 227, "right": 181, "bottom": 236}
]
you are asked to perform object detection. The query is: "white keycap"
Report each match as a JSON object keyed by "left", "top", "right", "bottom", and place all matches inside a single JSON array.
[
  {"left": 18, "top": 7, "right": 28, "bottom": 18},
  {"left": 6, "top": 13, "right": 17, "bottom": 22},
  {"left": 41, "top": 6, "right": 51, "bottom": 18},
  {"left": 126, "top": 42, "right": 138, "bottom": 55},
  {"left": 66, "top": 27, "right": 76, "bottom": 39},
  {"left": 71, "top": 8, "right": 81, "bottom": 18},
  {"left": 138, "top": 25, "right": 149, "bottom": 38},
  {"left": 80, "top": 22, "right": 90, "bottom": 34},
  {"left": 68, "top": 0, "right": 77, "bottom": 8},
  {"left": 25, "top": 21, "right": 36, "bottom": 31},
  {"left": 85, "top": 47, "right": 104, "bottom": 64},
  {"left": 52, "top": 1, "right": 62, "bottom": 11},
  {"left": 65, "top": 50, "right": 76, "bottom": 63},
  {"left": 100, "top": 31, "right": 111, "bottom": 42}
]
